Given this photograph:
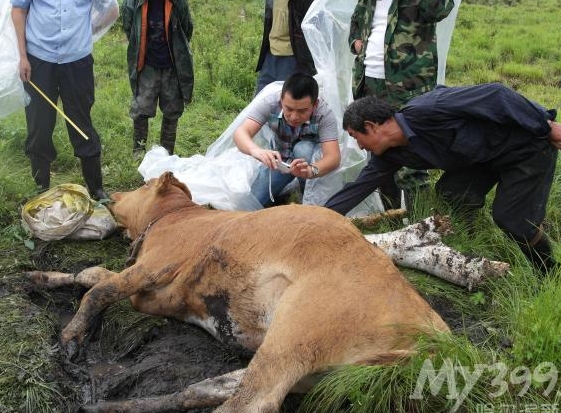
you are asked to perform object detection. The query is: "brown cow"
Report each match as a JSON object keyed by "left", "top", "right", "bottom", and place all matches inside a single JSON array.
[{"left": 27, "top": 172, "right": 449, "bottom": 413}]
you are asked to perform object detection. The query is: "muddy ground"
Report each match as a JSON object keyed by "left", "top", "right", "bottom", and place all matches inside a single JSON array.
[{"left": 15, "top": 239, "right": 485, "bottom": 413}]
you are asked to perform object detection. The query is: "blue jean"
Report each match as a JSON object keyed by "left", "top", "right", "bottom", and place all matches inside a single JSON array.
[
  {"left": 255, "top": 51, "right": 297, "bottom": 96},
  {"left": 251, "top": 140, "right": 316, "bottom": 207}
]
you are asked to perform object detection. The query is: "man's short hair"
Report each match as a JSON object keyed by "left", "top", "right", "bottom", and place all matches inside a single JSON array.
[
  {"left": 281, "top": 73, "right": 319, "bottom": 103},
  {"left": 343, "top": 96, "right": 396, "bottom": 133}
]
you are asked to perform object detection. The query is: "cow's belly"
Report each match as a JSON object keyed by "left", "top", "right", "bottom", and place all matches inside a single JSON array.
[{"left": 184, "top": 311, "right": 266, "bottom": 354}]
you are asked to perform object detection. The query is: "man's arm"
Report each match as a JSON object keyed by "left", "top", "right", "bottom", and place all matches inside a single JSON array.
[
  {"left": 416, "top": 0, "right": 455, "bottom": 23},
  {"left": 178, "top": 0, "right": 193, "bottom": 41},
  {"left": 348, "top": 0, "right": 367, "bottom": 54},
  {"left": 234, "top": 118, "right": 282, "bottom": 169},
  {"left": 121, "top": 0, "right": 134, "bottom": 40},
  {"left": 11, "top": 6, "right": 30, "bottom": 82},
  {"left": 324, "top": 156, "right": 399, "bottom": 216},
  {"left": 548, "top": 120, "right": 561, "bottom": 150},
  {"left": 314, "top": 140, "right": 341, "bottom": 177}
]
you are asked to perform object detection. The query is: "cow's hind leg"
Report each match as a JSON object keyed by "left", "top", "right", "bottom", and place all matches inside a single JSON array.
[
  {"left": 213, "top": 348, "right": 308, "bottom": 413},
  {"left": 213, "top": 290, "right": 336, "bottom": 413},
  {"left": 27, "top": 267, "right": 118, "bottom": 289}
]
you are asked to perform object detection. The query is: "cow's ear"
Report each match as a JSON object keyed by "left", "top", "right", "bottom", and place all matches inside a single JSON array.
[{"left": 157, "top": 172, "right": 192, "bottom": 199}]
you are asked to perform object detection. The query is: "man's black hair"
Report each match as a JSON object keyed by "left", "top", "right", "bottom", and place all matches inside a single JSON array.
[
  {"left": 281, "top": 72, "right": 319, "bottom": 103},
  {"left": 342, "top": 96, "right": 396, "bottom": 133}
]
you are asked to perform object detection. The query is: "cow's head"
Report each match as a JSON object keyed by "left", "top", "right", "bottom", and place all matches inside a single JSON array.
[{"left": 109, "top": 172, "right": 194, "bottom": 239}]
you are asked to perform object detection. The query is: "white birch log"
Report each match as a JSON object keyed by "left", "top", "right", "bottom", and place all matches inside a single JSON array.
[
  {"left": 80, "top": 368, "right": 245, "bottom": 413},
  {"left": 364, "top": 215, "right": 510, "bottom": 291}
]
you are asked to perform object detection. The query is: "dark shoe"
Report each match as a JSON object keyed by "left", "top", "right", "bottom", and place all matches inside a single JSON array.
[
  {"left": 519, "top": 233, "right": 558, "bottom": 275},
  {"left": 160, "top": 117, "right": 178, "bottom": 155},
  {"left": 80, "top": 156, "right": 108, "bottom": 201},
  {"left": 30, "top": 155, "right": 51, "bottom": 191},
  {"left": 133, "top": 117, "right": 149, "bottom": 156}
]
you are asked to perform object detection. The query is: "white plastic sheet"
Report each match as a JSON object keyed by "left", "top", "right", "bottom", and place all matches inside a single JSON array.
[
  {"left": 139, "top": 146, "right": 263, "bottom": 211},
  {"left": 92, "top": 0, "right": 120, "bottom": 43},
  {"left": 139, "top": 0, "right": 460, "bottom": 216},
  {"left": 0, "top": 1, "right": 30, "bottom": 119}
]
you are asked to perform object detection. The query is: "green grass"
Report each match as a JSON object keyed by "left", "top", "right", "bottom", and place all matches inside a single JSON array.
[{"left": 1, "top": 0, "right": 561, "bottom": 411}]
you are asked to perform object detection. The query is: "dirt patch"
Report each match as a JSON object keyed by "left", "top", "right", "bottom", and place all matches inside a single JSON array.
[{"left": 25, "top": 284, "right": 304, "bottom": 413}]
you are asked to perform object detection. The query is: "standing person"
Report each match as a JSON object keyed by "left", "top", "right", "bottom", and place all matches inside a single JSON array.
[
  {"left": 324, "top": 83, "right": 560, "bottom": 272},
  {"left": 348, "top": 0, "right": 455, "bottom": 210},
  {"left": 11, "top": 0, "right": 109, "bottom": 200},
  {"left": 234, "top": 73, "right": 341, "bottom": 208},
  {"left": 122, "top": 0, "right": 194, "bottom": 157},
  {"left": 254, "top": 0, "right": 316, "bottom": 95}
]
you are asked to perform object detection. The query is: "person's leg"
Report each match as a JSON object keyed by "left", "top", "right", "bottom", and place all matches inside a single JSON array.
[
  {"left": 435, "top": 167, "right": 498, "bottom": 227},
  {"left": 255, "top": 52, "right": 297, "bottom": 95},
  {"left": 251, "top": 166, "right": 296, "bottom": 208},
  {"left": 130, "top": 65, "right": 160, "bottom": 155},
  {"left": 58, "top": 55, "right": 102, "bottom": 158},
  {"left": 159, "top": 67, "right": 184, "bottom": 155},
  {"left": 58, "top": 55, "right": 107, "bottom": 200},
  {"left": 491, "top": 141, "right": 558, "bottom": 272},
  {"left": 24, "top": 55, "right": 59, "bottom": 190},
  {"left": 292, "top": 140, "right": 315, "bottom": 192}
]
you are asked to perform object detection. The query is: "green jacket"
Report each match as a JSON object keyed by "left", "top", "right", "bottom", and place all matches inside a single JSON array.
[
  {"left": 122, "top": 0, "right": 194, "bottom": 104},
  {"left": 349, "top": 0, "right": 454, "bottom": 103}
]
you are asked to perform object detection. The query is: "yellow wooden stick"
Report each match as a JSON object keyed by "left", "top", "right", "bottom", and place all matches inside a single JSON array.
[{"left": 28, "top": 80, "right": 89, "bottom": 141}]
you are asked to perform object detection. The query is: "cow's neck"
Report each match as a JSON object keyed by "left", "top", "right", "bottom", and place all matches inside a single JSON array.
[{"left": 126, "top": 202, "right": 197, "bottom": 267}]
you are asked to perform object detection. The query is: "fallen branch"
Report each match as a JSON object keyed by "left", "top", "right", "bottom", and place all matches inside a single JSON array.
[
  {"left": 364, "top": 215, "right": 510, "bottom": 291},
  {"left": 80, "top": 368, "right": 245, "bottom": 413},
  {"left": 351, "top": 208, "right": 408, "bottom": 227}
]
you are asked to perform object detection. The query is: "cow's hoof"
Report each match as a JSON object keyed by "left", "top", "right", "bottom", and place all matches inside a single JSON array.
[
  {"left": 62, "top": 337, "right": 81, "bottom": 362},
  {"left": 25, "top": 271, "right": 47, "bottom": 286}
]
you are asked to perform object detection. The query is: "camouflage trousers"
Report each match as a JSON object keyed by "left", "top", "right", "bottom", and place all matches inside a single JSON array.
[
  {"left": 130, "top": 65, "right": 184, "bottom": 121},
  {"left": 363, "top": 76, "right": 430, "bottom": 193}
]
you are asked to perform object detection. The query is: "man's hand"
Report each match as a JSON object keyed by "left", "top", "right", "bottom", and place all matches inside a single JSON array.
[
  {"left": 19, "top": 56, "right": 31, "bottom": 82},
  {"left": 353, "top": 40, "right": 363, "bottom": 54},
  {"left": 290, "top": 159, "right": 314, "bottom": 179},
  {"left": 548, "top": 120, "right": 561, "bottom": 150},
  {"left": 250, "top": 148, "right": 282, "bottom": 169}
]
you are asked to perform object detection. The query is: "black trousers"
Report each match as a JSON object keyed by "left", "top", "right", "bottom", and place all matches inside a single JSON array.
[
  {"left": 23, "top": 54, "right": 102, "bottom": 162},
  {"left": 435, "top": 138, "right": 558, "bottom": 244}
]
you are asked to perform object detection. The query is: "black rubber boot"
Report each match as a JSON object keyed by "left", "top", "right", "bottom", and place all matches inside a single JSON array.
[
  {"left": 30, "top": 155, "right": 51, "bottom": 191},
  {"left": 519, "top": 234, "right": 558, "bottom": 275},
  {"left": 160, "top": 117, "right": 178, "bottom": 155},
  {"left": 133, "top": 117, "right": 149, "bottom": 157},
  {"left": 80, "top": 156, "right": 109, "bottom": 201}
]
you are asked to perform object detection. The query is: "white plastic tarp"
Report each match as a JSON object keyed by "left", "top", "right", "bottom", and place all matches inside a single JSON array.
[
  {"left": 139, "top": 0, "right": 461, "bottom": 216},
  {"left": 0, "top": 1, "right": 29, "bottom": 119}
]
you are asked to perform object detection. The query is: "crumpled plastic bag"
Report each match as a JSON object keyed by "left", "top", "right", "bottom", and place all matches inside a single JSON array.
[
  {"left": 21, "top": 184, "right": 117, "bottom": 241},
  {"left": 0, "top": 1, "right": 30, "bottom": 119},
  {"left": 139, "top": 146, "right": 263, "bottom": 211},
  {"left": 92, "top": 0, "right": 120, "bottom": 43}
]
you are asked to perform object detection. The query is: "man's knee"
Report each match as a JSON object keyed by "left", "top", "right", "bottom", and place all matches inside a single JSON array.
[{"left": 292, "top": 140, "right": 316, "bottom": 162}]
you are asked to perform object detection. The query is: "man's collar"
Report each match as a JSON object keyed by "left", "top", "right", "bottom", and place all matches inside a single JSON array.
[
  {"left": 278, "top": 110, "right": 311, "bottom": 126},
  {"left": 394, "top": 113, "right": 415, "bottom": 140}
]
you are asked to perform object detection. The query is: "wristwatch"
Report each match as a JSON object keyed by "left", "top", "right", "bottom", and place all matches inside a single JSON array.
[{"left": 310, "top": 163, "right": 319, "bottom": 178}]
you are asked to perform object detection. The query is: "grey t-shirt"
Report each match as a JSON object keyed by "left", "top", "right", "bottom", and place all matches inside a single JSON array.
[{"left": 245, "top": 89, "right": 339, "bottom": 159}]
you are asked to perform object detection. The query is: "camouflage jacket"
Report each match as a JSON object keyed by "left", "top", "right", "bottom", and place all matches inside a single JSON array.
[
  {"left": 349, "top": 0, "right": 454, "bottom": 104},
  {"left": 122, "top": 0, "right": 194, "bottom": 104},
  {"left": 256, "top": 0, "right": 316, "bottom": 75}
]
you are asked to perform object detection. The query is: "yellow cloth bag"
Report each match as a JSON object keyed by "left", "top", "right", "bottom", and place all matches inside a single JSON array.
[{"left": 21, "top": 184, "right": 116, "bottom": 241}]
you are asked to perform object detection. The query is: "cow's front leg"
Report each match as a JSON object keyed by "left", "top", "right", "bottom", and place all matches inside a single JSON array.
[
  {"left": 61, "top": 264, "right": 169, "bottom": 360},
  {"left": 26, "top": 266, "right": 118, "bottom": 289}
]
